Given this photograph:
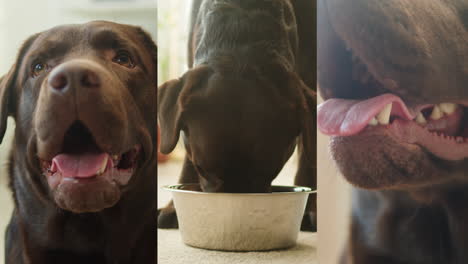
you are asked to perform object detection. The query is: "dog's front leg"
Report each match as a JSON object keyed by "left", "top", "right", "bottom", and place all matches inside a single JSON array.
[
  {"left": 157, "top": 155, "right": 199, "bottom": 229},
  {"left": 295, "top": 142, "right": 317, "bottom": 232}
]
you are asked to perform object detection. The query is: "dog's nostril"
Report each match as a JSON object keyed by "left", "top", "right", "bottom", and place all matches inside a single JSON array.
[
  {"left": 80, "top": 71, "right": 100, "bottom": 88},
  {"left": 49, "top": 73, "right": 68, "bottom": 91}
]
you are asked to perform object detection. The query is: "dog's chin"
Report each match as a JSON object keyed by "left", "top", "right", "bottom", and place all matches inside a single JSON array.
[
  {"left": 330, "top": 121, "right": 468, "bottom": 191},
  {"left": 53, "top": 176, "right": 121, "bottom": 213},
  {"left": 40, "top": 149, "right": 140, "bottom": 213}
]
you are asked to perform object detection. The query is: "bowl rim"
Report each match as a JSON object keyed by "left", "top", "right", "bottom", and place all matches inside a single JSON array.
[{"left": 162, "top": 184, "right": 317, "bottom": 195}]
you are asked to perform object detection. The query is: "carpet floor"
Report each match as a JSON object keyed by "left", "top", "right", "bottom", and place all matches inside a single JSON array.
[{"left": 157, "top": 152, "right": 317, "bottom": 264}]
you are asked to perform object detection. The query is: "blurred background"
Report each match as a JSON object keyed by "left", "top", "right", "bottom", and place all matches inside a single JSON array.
[
  {"left": 0, "top": 0, "right": 156, "bottom": 261},
  {"left": 317, "top": 95, "right": 352, "bottom": 264}
]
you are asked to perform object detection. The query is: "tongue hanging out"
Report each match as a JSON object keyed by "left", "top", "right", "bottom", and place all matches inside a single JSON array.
[
  {"left": 317, "top": 93, "right": 468, "bottom": 160},
  {"left": 51, "top": 153, "right": 112, "bottom": 178},
  {"left": 317, "top": 94, "right": 416, "bottom": 136}
]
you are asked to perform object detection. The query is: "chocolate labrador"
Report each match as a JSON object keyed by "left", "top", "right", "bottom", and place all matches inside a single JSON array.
[
  {"left": 158, "top": 0, "right": 316, "bottom": 231},
  {"left": 0, "top": 21, "right": 157, "bottom": 263},
  {"left": 318, "top": 0, "right": 468, "bottom": 263}
]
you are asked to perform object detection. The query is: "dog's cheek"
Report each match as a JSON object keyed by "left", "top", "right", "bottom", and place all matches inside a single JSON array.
[
  {"left": 17, "top": 82, "right": 41, "bottom": 132},
  {"left": 330, "top": 133, "right": 446, "bottom": 190}
]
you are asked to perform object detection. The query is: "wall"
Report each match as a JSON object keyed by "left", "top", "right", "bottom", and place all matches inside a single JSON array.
[{"left": 318, "top": 94, "right": 352, "bottom": 264}]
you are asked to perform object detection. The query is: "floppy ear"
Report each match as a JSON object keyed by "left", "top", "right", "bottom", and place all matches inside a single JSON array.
[
  {"left": 298, "top": 78, "right": 316, "bottom": 163},
  {"left": 132, "top": 26, "right": 157, "bottom": 85},
  {"left": 157, "top": 65, "right": 211, "bottom": 154},
  {"left": 275, "top": 67, "right": 316, "bottom": 161},
  {"left": 0, "top": 34, "right": 39, "bottom": 144},
  {"left": 0, "top": 72, "right": 14, "bottom": 144},
  {"left": 263, "top": 57, "right": 316, "bottom": 160}
]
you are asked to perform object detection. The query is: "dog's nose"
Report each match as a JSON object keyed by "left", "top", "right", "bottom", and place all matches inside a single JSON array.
[{"left": 48, "top": 62, "right": 100, "bottom": 92}]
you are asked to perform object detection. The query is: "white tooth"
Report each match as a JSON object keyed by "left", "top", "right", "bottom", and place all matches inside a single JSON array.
[
  {"left": 112, "top": 155, "right": 119, "bottom": 160},
  {"left": 439, "top": 103, "right": 457, "bottom": 115},
  {"left": 97, "top": 156, "right": 108, "bottom": 175},
  {"left": 430, "top": 105, "right": 443, "bottom": 120},
  {"left": 368, "top": 117, "right": 378, "bottom": 126},
  {"left": 415, "top": 112, "right": 427, "bottom": 124},
  {"left": 377, "top": 103, "right": 392, "bottom": 125}
]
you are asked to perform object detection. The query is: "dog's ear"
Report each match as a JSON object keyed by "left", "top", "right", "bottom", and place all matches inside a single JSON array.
[
  {"left": 0, "top": 33, "right": 39, "bottom": 144},
  {"left": 297, "top": 77, "right": 316, "bottom": 163},
  {"left": 0, "top": 68, "right": 16, "bottom": 144},
  {"left": 273, "top": 67, "right": 316, "bottom": 160},
  {"left": 132, "top": 27, "right": 157, "bottom": 85},
  {"left": 263, "top": 57, "right": 316, "bottom": 160},
  {"left": 158, "top": 65, "right": 211, "bottom": 154}
]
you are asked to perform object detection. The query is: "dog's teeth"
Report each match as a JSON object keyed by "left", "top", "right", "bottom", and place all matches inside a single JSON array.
[
  {"left": 415, "top": 112, "right": 427, "bottom": 124},
  {"left": 376, "top": 103, "right": 392, "bottom": 125},
  {"left": 368, "top": 117, "right": 378, "bottom": 126},
  {"left": 439, "top": 103, "right": 457, "bottom": 115},
  {"left": 430, "top": 105, "right": 443, "bottom": 120},
  {"left": 97, "top": 156, "right": 108, "bottom": 175}
]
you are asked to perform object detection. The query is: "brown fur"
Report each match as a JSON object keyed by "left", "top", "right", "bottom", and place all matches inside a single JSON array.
[
  {"left": 318, "top": 0, "right": 468, "bottom": 263},
  {"left": 1, "top": 21, "right": 157, "bottom": 263},
  {"left": 158, "top": 0, "right": 316, "bottom": 231}
]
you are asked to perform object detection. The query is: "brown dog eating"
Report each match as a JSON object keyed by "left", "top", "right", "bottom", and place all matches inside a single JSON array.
[
  {"left": 318, "top": 0, "right": 468, "bottom": 263},
  {"left": 1, "top": 21, "right": 156, "bottom": 263},
  {"left": 158, "top": 0, "right": 316, "bottom": 231}
]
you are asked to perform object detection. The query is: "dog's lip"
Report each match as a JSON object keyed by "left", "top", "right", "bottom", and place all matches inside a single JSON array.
[
  {"left": 319, "top": 93, "right": 468, "bottom": 161},
  {"left": 318, "top": 93, "right": 468, "bottom": 136},
  {"left": 348, "top": 119, "right": 468, "bottom": 161},
  {"left": 40, "top": 145, "right": 141, "bottom": 188}
]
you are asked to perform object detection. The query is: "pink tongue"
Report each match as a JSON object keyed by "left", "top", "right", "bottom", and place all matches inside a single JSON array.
[
  {"left": 52, "top": 153, "right": 109, "bottom": 178},
  {"left": 317, "top": 94, "right": 416, "bottom": 136}
]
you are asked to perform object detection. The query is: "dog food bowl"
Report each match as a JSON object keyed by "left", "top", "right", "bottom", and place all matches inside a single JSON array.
[{"left": 163, "top": 184, "right": 315, "bottom": 251}]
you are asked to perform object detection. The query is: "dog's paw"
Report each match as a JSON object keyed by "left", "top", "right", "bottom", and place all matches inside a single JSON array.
[
  {"left": 157, "top": 208, "right": 179, "bottom": 229},
  {"left": 300, "top": 211, "right": 317, "bottom": 232}
]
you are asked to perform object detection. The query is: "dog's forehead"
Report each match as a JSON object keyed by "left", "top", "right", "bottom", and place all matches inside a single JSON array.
[
  {"left": 187, "top": 75, "right": 299, "bottom": 138},
  {"left": 18, "top": 21, "right": 156, "bottom": 84},
  {"left": 30, "top": 22, "right": 134, "bottom": 50}
]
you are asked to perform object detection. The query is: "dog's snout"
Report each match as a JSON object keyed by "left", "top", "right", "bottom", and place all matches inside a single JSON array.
[
  {"left": 49, "top": 73, "right": 68, "bottom": 91},
  {"left": 48, "top": 61, "right": 101, "bottom": 92},
  {"left": 80, "top": 70, "right": 100, "bottom": 88}
]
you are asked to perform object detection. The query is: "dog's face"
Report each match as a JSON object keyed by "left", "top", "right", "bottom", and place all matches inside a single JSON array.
[
  {"left": 317, "top": 0, "right": 468, "bottom": 191},
  {"left": 0, "top": 21, "right": 157, "bottom": 213},
  {"left": 159, "top": 61, "right": 310, "bottom": 193}
]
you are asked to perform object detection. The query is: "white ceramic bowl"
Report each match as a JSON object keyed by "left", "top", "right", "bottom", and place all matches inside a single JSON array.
[{"left": 163, "top": 184, "right": 315, "bottom": 251}]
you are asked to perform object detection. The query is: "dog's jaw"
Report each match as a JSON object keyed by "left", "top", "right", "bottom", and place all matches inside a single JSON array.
[{"left": 318, "top": 0, "right": 468, "bottom": 190}]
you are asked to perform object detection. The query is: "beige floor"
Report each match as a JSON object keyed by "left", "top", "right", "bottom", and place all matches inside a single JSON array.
[{"left": 157, "top": 151, "right": 317, "bottom": 264}]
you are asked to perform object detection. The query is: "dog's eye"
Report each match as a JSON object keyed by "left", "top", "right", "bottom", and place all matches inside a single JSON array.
[
  {"left": 32, "top": 62, "right": 48, "bottom": 77},
  {"left": 113, "top": 51, "right": 134, "bottom": 68}
]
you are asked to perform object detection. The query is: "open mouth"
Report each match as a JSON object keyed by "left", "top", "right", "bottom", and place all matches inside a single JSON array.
[
  {"left": 318, "top": 93, "right": 468, "bottom": 161},
  {"left": 317, "top": 16, "right": 468, "bottom": 161},
  {"left": 40, "top": 121, "right": 140, "bottom": 189}
]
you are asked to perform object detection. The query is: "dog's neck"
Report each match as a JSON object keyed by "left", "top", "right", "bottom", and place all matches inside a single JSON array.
[
  {"left": 352, "top": 186, "right": 468, "bottom": 263},
  {"left": 193, "top": 0, "right": 298, "bottom": 67}
]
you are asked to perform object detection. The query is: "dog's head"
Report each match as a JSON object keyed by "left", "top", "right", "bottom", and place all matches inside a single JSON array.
[
  {"left": 0, "top": 21, "right": 157, "bottom": 213},
  {"left": 317, "top": 0, "right": 468, "bottom": 192},
  {"left": 158, "top": 55, "right": 312, "bottom": 193}
]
